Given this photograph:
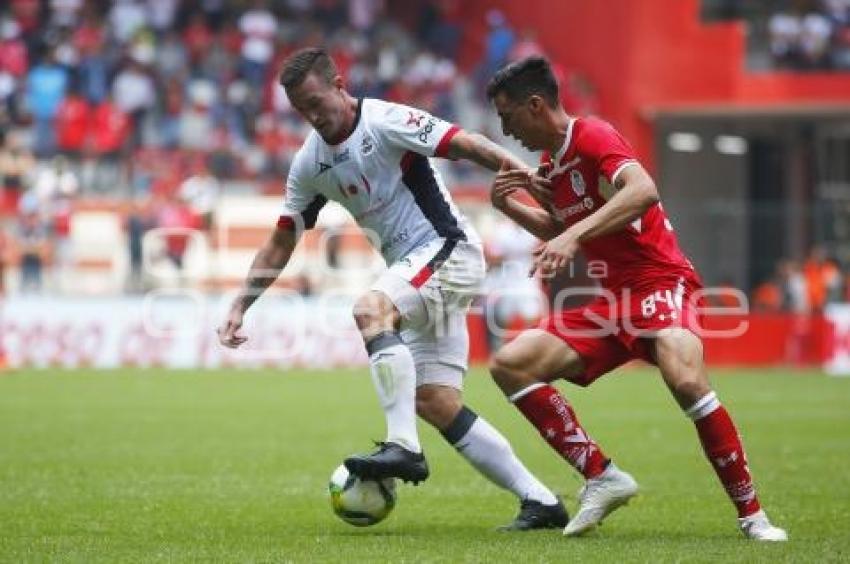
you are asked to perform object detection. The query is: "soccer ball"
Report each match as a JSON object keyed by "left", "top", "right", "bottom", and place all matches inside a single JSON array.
[{"left": 328, "top": 464, "right": 396, "bottom": 526}]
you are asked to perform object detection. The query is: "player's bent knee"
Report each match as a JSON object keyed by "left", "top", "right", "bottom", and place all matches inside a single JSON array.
[{"left": 352, "top": 291, "right": 397, "bottom": 335}]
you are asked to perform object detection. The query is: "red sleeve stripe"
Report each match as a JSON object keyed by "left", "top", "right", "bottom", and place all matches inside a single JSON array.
[
  {"left": 276, "top": 216, "right": 296, "bottom": 230},
  {"left": 434, "top": 125, "right": 460, "bottom": 158}
]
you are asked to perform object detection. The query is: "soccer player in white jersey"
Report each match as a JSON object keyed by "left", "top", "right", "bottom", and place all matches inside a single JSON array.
[{"left": 217, "top": 47, "right": 567, "bottom": 530}]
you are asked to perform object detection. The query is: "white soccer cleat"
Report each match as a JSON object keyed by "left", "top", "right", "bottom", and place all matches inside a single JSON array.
[
  {"left": 738, "top": 510, "right": 788, "bottom": 541},
  {"left": 563, "top": 463, "right": 638, "bottom": 537}
]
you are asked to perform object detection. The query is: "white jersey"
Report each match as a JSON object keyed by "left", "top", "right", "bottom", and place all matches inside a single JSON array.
[{"left": 281, "top": 98, "right": 480, "bottom": 264}]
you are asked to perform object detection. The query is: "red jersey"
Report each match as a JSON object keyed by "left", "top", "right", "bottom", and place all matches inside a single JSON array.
[
  {"left": 56, "top": 96, "right": 91, "bottom": 151},
  {"left": 542, "top": 117, "right": 698, "bottom": 291}
]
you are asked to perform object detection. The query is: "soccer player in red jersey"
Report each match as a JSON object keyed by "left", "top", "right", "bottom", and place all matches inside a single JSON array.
[{"left": 484, "top": 57, "right": 787, "bottom": 541}]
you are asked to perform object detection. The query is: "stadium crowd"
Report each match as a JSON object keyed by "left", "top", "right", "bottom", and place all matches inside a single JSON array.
[
  {"left": 0, "top": 0, "right": 602, "bottom": 296},
  {"left": 767, "top": 0, "right": 850, "bottom": 70},
  {"left": 0, "top": 0, "right": 847, "bottom": 314}
]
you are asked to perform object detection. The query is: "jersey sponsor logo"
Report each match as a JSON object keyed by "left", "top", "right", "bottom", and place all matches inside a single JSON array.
[
  {"left": 333, "top": 148, "right": 350, "bottom": 165},
  {"left": 316, "top": 162, "right": 332, "bottom": 176},
  {"left": 406, "top": 111, "right": 425, "bottom": 127},
  {"left": 570, "top": 169, "right": 586, "bottom": 196},
  {"left": 361, "top": 135, "right": 374, "bottom": 155},
  {"left": 418, "top": 118, "right": 437, "bottom": 143},
  {"left": 555, "top": 197, "right": 594, "bottom": 219}
]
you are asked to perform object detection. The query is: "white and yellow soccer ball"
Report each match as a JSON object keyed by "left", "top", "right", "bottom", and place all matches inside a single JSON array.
[{"left": 328, "top": 464, "right": 396, "bottom": 526}]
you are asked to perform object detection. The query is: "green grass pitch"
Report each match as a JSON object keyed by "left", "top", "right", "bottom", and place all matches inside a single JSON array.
[{"left": 1, "top": 367, "right": 848, "bottom": 563}]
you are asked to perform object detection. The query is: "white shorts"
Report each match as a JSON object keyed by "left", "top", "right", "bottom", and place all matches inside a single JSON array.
[{"left": 370, "top": 238, "right": 485, "bottom": 390}]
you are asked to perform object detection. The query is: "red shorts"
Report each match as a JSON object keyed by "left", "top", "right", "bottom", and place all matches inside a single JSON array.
[{"left": 541, "top": 274, "right": 704, "bottom": 386}]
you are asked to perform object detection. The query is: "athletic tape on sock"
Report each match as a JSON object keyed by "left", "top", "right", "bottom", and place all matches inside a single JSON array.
[{"left": 685, "top": 391, "right": 720, "bottom": 420}]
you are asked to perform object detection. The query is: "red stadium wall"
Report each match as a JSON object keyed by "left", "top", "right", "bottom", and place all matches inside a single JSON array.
[{"left": 460, "top": 0, "right": 850, "bottom": 171}]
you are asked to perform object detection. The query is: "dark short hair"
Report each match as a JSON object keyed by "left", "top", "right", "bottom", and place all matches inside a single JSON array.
[
  {"left": 486, "top": 56, "right": 559, "bottom": 107},
  {"left": 279, "top": 47, "right": 338, "bottom": 89}
]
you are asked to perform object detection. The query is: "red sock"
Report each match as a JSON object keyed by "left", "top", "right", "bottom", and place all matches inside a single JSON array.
[
  {"left": 512, "top": 384, "right": 609, "bottom": 479},
  {"left": 689, "top": 393, "right": 761, "bottom": 518}
]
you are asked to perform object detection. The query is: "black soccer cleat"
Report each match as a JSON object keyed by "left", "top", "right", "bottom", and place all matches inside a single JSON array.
[
  {"left": 344, "top": 441, "right": 430, "bottom": 485},
  {"left": 497, "top": 496, "right": 570, "bottom": 531}
]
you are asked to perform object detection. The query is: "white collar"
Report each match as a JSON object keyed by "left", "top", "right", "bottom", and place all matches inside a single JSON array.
[{"left": 552, "top": 118, "right": 576, "bottom": 164}]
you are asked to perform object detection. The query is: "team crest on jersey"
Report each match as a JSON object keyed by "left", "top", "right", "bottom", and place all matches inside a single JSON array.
[
  {"left": 316, "top": 162, "right": 332, "bottom": 176},
  {"left": 361, "top": 135, "right": 374, "bottom": 156},
  {"left": 570, "top": 169, "right": 586, "bottom": 196},
  {"left": 583, "top": 196, "right": 594, "bottom": 210}
]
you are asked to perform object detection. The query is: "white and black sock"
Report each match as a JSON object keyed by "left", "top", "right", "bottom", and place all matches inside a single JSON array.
[
  {"left": 365, "top": 331, "right": 420, "bottom": 453},
  {"left": 441, "top": 406, "right": 557, "bottom": 505}
]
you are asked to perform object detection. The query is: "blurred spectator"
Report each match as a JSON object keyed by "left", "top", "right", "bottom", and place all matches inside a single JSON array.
[
  {"left": 349, "top": 0, "right": 385, "bottom": 33},
  {"left": 0, "top": 17, "right": 28, "bottom": 121},
  {"left": 824, "top": 257, "right": 844, "bottom": 304},
  {"left": 766, "top": 0, "right": 850, "bottom": 70},
  {"left": 178, "top": 79, "right": 217, "bottom": 151},
  {"left": 50, "top": 0, "right": 84, "bottom": 30},
  {"left": 0, "top": 134, "right": 35, "bottom": 214},
  {"left": 75, "top": 13, "right": 110, "bottom": 104},
  {"left": 112, "top": 59, "right": 156, "bottom": 149},
  {"left": 711, "top": 278, "right": 744, "bottom": 308},
  {"left": 0, "top": 224, "right": 7, "bottom": 295},
  {"left": 752, "top": 275, "right": 784, "bottom": 312},
  {"left": 156, "top": 195, "right": 199, "bottom": 281},
  {"left": 90, "top": 94, "right": 131, "bottom": 192},
  {"left": 178, "top": 161, "right": 220, "bottom": 232},
  {"left": 146, "top": 0, "right": 180, "bottom": 37},
  {"left": 421, "top": 0, "right": 461, "bottom": 60},
  {"left": 33, "top": 156, "right": 78, "bottom": 292},
  {"left": 477, "top": 9, "right": 515, "bottom": 92},
  {"left": 125, "top": 197, "right": 154, "bottom": 292},
  {"left": 25, "top": 50, "right": 69, "bottom": 156},
  {"left": 183, "top": 13, "right": 214, "bottom": 69},
  {"left": 34, "top": 155, "right": 79, "bottom": 208},
  {"left": 779, "top": 259, "right": 809, "bottom": 313},
  {"left": 109, "top": 0, "right": 148, "bottom": 45},
  {"left": 238, "top": 0, "right": 277, "bottom": 88},
  {"left": 803, "top": 246, "right": 829, "bottom": 310},
  {"left": 55, "top": 83, "right": 91, "bottom": 158},
  {"left": 155, "top": 30, "right": 189, "bottom": 80},
  {"left": 10, "top": 0, "right": 41, "bottom": 40},
  {"left": 800, "top": 10, "right": 833, "bottom": 68},
  {"left": 17, "top": 209, "right": 50, "bottom": 293}
]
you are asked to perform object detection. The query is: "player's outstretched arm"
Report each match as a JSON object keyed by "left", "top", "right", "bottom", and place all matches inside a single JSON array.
[
  {"left": 445, "top": 129, "right": 526, "bottom": 172},
  {"left": 446, "top": 129, "right": 555, "bottom": 209},
  {"left": 217, "top": 226, "right": 298, "bottom": 348}
]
